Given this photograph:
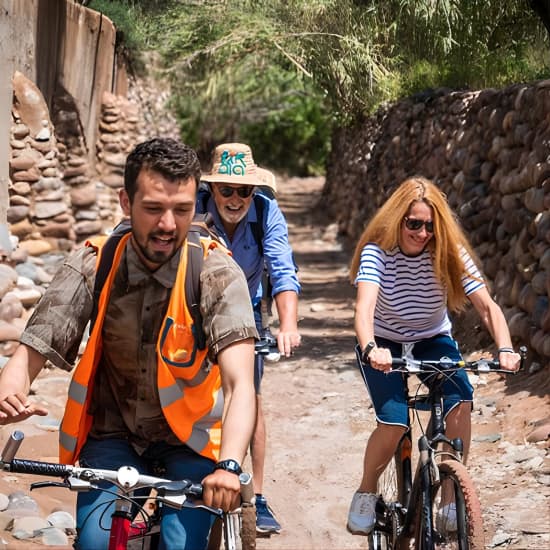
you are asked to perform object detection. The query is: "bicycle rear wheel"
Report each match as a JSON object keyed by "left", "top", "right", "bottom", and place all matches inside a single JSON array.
[{"left": 414, "top": 460, "right": 484, "bottom": 550}]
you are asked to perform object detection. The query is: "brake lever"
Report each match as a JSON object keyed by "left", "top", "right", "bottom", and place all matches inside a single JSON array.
[
  {"left": 518, "top": 345, "right": 527, "bottom": 372},
  {"left": 30, "top": 480, "right": 69, "bottom": 491}
]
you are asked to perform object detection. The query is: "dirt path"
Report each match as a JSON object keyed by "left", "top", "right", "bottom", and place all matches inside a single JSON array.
[{"left": 0, "top": 176, "right": 548, "bottom": 549}]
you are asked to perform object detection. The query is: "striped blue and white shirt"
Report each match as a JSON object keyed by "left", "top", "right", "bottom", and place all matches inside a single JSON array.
[{"left": 355, "top": 244, "right": 484, "bottom": 342}]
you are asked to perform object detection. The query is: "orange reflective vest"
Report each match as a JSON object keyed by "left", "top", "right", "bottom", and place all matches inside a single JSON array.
[{"left": 59, "top": 233, "right": 224, "bottom": 464}]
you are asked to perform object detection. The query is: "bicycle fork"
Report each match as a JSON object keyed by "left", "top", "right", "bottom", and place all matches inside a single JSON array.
[
  {"left": 418, "top": 435, "right": 436, "bottom": 549},
  {"left": 109, "top": 496, "right": 134, "bottom": 550}
]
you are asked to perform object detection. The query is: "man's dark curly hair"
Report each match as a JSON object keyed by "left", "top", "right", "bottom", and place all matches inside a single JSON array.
[{"left": 124, "top": 138, "right": 201, "bottom": 202}]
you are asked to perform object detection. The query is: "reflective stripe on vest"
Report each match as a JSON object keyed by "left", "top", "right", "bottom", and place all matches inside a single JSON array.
[{"left": 59, "top": 234, "right": 224, "bottom": 464}]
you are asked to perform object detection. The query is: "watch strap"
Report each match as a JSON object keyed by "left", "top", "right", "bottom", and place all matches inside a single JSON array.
[
  {"left": 361, "top": 341, "right": 376, "bottom": 363},
  {"left": 213, "top": 459, "right": 242, "bottom": 475}
]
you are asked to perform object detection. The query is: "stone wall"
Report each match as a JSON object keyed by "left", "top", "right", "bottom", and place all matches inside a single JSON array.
[
  {"left": 7, "top": 70, "right": 179, "bottom": 250},
  {"left": 322, "top": 82, "right": 550, "bottom": 363}
]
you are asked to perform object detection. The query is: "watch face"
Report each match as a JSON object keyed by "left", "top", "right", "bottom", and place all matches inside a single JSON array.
[{"left": 215, "top": 459, "right": 242, "bottom": 474}]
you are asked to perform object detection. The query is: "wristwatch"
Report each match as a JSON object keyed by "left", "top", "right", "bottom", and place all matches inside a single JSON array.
[
  {"left": 361, "top": 341, "right": 377, "bottom": 363},
  {"left": 213, "top": 459, "right": 242, "bottom": 476}
]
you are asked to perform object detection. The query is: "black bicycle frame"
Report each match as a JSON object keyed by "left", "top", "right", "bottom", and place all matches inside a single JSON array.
[{"left": 398, "top": 372, "right": 463, "bottom": 547}]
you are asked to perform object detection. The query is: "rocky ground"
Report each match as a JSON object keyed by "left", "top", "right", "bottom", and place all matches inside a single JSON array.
[{"left": 0, "top": 176, "right": 548, "bottom": 549}]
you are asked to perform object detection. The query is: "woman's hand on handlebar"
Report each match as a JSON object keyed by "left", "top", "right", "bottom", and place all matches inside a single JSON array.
[
  {"left": 498, "top": 350, "right": 521, "bottom": 372},
  {"left": 368, "top": 346, "right": 393, "bottom": 372},
  {"left": 201, "top": 469, "right": 241, "bottom": 512},
  {"left": 0, "top": 392, "right": 48, "bottom": 425}
]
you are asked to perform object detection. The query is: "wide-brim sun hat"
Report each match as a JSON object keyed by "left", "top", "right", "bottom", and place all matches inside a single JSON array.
[{"left": 202, "top": 143, "right": 277, "bottom": 194}]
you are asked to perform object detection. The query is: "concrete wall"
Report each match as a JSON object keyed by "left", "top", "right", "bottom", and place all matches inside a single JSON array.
[
  {"left": 0, "top": 0, "right": 39, "bottom": 238},
  {"left": 0, "top": 0, "right": 118, "bottom": 228}
]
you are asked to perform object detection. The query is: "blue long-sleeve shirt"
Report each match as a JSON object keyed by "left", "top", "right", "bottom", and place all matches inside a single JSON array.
[{"left": 196, "top": 192, "right": 301, "bottom": 307}]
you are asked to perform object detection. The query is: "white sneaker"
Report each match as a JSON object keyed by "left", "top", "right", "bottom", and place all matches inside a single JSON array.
[
  {"left": 437, "top": 502, "right": 457, "bottom": 533},
  {"left": 347, "top": 492, "right": 378, "bottom": 535}
]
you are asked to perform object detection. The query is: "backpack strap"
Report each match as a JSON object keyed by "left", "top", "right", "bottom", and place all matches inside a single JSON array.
[
  {"left": 185, "top": 224, "right": 207, "bottom": 350},
  {"left": 90, "top": 219, "right": 131, "bottom": 332},
  {"left": 250, "top": 194, "right": 266, "bottom": 256}
]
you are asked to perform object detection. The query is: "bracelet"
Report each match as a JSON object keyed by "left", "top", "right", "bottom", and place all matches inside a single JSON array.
[{"left": 498, "top": 347, "right": 514, "bottom": 354}]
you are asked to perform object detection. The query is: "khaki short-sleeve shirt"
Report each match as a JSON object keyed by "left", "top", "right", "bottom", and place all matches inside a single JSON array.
[{"left": 21, "top": 240, "right": 257, "bottom": 452}]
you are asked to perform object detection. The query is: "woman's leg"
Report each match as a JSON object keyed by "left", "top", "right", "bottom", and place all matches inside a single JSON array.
[
  {"left": 359, "top": 423, "right": 407, "bottom": 493},
  {"left": 444, "top": 402, "right": 472, "bottom": 463},
  {"left": 440, "top": 401, "right": 472, "bottom": 505}
]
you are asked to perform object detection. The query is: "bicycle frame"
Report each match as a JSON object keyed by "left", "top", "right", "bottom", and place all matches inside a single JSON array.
[{"left": 399, "top": 372, "right": 465, "bottom": 543}]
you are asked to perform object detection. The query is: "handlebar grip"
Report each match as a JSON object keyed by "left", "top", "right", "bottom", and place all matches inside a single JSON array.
[
  {"left": 238, "top": 472, "right": 254, "bottom": 505},
  {"left": 9, "top": 458, "right": 72, "bottom": 477},
  {"left": 187, "top": 482, "right": 203, "bottom": 498},
  {"left": 1, "top": 430, "right": 24, "bottom": 463}
]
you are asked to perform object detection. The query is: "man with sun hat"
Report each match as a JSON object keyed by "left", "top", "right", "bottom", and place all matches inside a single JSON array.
[{"left": 199, "top": 143, "right": 301, "bottom": 534}]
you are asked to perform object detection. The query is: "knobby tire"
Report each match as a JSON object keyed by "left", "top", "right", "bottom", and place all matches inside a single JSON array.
[
  {"left": 414, "top": 460, "right": 484, "bottom": 550},
  {"left": 239, "top": 505, "right": 256, "bottom": 550}
]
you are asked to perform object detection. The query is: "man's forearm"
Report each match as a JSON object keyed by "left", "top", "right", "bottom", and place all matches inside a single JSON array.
[
  {"left": 219, "top": 384, "right": 256, "bottom": 463},
  {"left": 217, "top": 340, "right": 256, "bottom": 464},
  {"left": 0, "top": 344, "right": 46, "bottom": 395},
  {"left": 274, "top": 290, "right": 299, "bottom": 331}
]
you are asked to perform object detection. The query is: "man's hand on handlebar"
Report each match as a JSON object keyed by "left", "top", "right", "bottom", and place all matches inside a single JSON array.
[
  {"left": 202, "top": 469, "right": 241, "bottom": 512},
  {"left": 276, "top": 329, "right": 301, "bottom": 358},
  {"left": 0, "top": 392, "right": 48, "bottom": 425}
]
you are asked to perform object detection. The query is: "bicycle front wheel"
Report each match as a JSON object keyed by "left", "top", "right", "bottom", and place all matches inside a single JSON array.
[
  {"left": 223, "top": 505, "right": 256, "bottom": 550},
  {"left": 239, "top": 505, "right": 256, "bottom": 550},
  {"left": 415, "top": 460, "right": 484, "bottom": 550}
]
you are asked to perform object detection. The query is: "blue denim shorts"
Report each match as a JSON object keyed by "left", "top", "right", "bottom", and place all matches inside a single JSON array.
[
  {"left": 253, "top": 304, "right": 265, "bottom": 394},
  {"left": 357, "top": 334, "right": 474, "bottom": 427}
]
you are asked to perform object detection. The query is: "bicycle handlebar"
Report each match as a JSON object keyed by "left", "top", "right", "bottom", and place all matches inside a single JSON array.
[
  {"left": 390, "top": 345, "right": 527, "bottom": 375},
  {"left": 0, "top": 431, "right": 253, "bottom": 512},
  {"left": 254, "top": 334, "right": 280, "bottom": 361}
]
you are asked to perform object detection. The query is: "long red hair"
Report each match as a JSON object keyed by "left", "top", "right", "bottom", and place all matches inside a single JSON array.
[{"left": 349, "top": 176, "right": 482, "bottom": 312}]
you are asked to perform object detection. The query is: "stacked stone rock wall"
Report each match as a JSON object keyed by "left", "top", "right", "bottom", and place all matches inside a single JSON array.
[
  {"left": 52, "top": 86, "right": 98, "bottom": 243},
  {"left": 94, "top": 91, "right": 141, "bottom": 229},
  {"left": 323, "top": 81, "right": 550, "bottom": 363},
  {"left": 93, "top": 70, "right": 181, "bottom": 230},
  {"left": 9, "top": 72, "right": 73, "bottom": 257},
  {"left": 0, "top": 69, "right": 180, "bottom": 364}
]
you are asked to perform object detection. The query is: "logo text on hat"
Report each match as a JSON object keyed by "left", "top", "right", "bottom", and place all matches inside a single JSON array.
[{"left": 218, "top": 150, "right": 247, "bottom": 176}]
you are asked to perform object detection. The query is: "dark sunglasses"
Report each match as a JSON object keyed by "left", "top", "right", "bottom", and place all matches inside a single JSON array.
[
  {"left": 404, "top": 217, "right": 434, "bottom": 233},
  {"left": 217, "top": 185, "right": 255, "bottom": 198}
]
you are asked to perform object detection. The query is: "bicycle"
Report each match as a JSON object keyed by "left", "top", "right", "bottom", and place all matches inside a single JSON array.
[
  {"left": 0, "top": 429, "right": 257, "bottom": 550},
  {"left": 0, "top": 336, "right": 281, "bottom": 550},
  {"left": 356, "top": 345, "right": 527, "bottom": 550}
]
